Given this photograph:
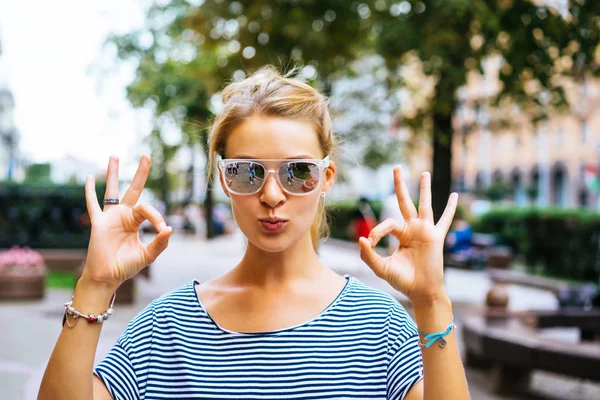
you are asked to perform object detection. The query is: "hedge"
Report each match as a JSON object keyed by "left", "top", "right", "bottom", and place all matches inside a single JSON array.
[
  {"left": 0, "top": 181, "right": 105, "bottom": 249},
  {"left": 472, "top": 208, "right": 600, "bottom": 283}
]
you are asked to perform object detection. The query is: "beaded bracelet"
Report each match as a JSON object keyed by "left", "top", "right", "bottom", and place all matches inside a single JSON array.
[
  {"left": 62, "top": 293, "right": 117, "bottom": 328},
  {"left": 417, "top": 314, "right": 455, "bottom": 349}
]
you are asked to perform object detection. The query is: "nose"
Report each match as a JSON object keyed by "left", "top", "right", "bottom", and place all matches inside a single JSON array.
[{"left": 259, "top": 171, "right": 286, "bottom": 208}]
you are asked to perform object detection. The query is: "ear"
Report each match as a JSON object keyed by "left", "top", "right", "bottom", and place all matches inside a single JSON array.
[{"left": 321, "top": 159, "right": 336, "bottom": 194}]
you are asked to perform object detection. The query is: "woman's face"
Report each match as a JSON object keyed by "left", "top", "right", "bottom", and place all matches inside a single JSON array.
[{"left": 220, "top": 116, "right": 335, "bottom": 252}]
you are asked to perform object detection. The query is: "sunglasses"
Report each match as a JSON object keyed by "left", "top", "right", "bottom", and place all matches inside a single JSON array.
[{"left": 218, "top": 156, "right": 330, "bottom": 196}]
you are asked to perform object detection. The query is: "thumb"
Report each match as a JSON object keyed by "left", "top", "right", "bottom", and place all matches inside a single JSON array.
[{"left": 358, "top": 237, "right": 388, "bottom": 279}]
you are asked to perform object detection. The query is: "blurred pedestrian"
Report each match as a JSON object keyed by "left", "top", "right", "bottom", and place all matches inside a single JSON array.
[{"left": 349, "top": 196, "right": 377, "bottom": 241}]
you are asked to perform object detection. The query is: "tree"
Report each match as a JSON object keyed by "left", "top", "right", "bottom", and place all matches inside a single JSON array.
[
  {"left": 108, "top": 5, "right": 220, "bottom": 236},
  {"left": 24, "top": 163, "right": 52, "bottom": 184},
  {"left": 109, "top": 0, "right": 378, "bottom": 237},
  {"left": 373, "top": 0, "right": 599, "bottom": 221},
  {"left": 110, "top": 0, "right": 600, "bottom": 230},
  {"left": 181, "top": 0, "right": 374, "bottom": 89}
]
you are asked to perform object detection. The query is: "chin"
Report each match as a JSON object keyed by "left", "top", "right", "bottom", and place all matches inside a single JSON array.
[
  {"left": 245, "top": 226, "right": 306, "bottom": 253},
  {"left": 248, "top": 235, "right": 291, "bottom": 253}
]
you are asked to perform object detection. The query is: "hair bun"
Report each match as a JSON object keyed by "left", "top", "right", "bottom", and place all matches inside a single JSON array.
[{"left": 221, "top": 67, "right": 283, "bottom": 103}]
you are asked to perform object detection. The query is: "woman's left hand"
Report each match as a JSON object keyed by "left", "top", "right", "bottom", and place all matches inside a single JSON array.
[{"left": 358, "top": 167, "right": 458, "bottom": 307}]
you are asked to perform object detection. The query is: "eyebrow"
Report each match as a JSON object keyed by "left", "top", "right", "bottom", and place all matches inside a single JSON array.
[{"left": 228, "top": 154, "right": 316, "bottom": 159}]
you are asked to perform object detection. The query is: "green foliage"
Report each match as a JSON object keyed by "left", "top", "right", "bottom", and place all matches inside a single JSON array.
[
  {"left": 182, "top": 0, "right": 373, "bottom": 83},
  {"left": 472, "top": 208, "right": 600, "bottom": 283},
  {"left": 109, "top": 0, "right": 600, "bottom": 232},
  {"left": 24, "top": 163, "right": 52, "bottom": 184},
  {"left": 476, "top": 180, "right": 513, "bottom": 202},
  {"left": 46, "top": 271, "right": 77, "bottom": 289},
  {"left": 0, "top": 181, "right": 106, "bottom": 249}
]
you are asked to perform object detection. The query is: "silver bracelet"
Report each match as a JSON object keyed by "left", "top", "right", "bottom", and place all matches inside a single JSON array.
[{"left": 62, "top": 293, "right": 116, "bottom": 328}]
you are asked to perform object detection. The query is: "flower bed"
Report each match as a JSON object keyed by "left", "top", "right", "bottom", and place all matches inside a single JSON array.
[{"left": 0, "top": 246, "right": 47, "bottom": 299}]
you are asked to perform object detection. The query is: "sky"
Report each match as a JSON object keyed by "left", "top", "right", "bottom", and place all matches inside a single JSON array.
[{"left": 0, "top": 0, "right": 153, "bottom": 177}]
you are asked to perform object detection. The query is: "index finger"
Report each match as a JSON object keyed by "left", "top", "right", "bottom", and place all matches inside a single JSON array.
[
  {"left": 84, "top": 175, "right": 102, "bottom": 220},
  {"left": 121, "top": 154, "right": 151, "bottom": 207},
  {"left": 436, "top": 193, "right": 459, "bottom": 234},
  {"left": 394, "top": 166, "right": 418, "bottom": 220}
]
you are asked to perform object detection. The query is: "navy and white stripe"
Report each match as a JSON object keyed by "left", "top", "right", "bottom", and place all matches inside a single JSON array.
[{"left": 94, "top": 275, "right": 424, "bottom": 399}]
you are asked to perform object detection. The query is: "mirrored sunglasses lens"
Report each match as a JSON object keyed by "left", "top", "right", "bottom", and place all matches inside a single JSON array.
[
  {"left": 224, "top": 162, "right": 265, "bottom": 193},
  {"left": 278, "top": 162, "right": 320, "bottom": 194}
]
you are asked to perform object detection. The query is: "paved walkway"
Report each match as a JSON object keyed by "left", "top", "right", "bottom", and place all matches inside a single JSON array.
[{"left": 1, "top": 231, "right": 599, "bottom": 399}]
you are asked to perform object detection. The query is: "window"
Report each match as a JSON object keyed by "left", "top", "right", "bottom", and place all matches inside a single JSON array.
[
  {"left": 556, "top": 125, "right": 564, "bottom": 146},
  {"left": 581, "top": 119, "right": 588, "bottom": 144}
]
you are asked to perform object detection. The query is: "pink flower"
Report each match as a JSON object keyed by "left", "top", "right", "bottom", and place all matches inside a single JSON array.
[{"left": 0, "top": 246, "right": 47, "bottom": 275}]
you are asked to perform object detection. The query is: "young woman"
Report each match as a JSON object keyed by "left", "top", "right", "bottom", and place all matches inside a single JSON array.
[{"left": 38, "top": 68, "right": 470, "bottom": 399}]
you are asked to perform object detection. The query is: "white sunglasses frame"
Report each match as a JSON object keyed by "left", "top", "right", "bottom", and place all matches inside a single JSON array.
[{"left": 218, "top": 155, "right": 330, "bottom": 196}]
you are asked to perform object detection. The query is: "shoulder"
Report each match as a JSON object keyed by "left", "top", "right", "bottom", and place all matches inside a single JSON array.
[
  {"left": 152, "top": 280, "right": 198, "bottom": 311},
  {"left": 120, "top": 281, "right": 198, "bottom": 341},
  {"left": 343, "top": 277, "right": 417, "bottom": 337}
]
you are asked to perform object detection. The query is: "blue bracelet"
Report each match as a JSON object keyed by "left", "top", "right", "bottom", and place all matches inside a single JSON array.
[{"left": 417, "top": 314, "right": 455, "bottom": 349}]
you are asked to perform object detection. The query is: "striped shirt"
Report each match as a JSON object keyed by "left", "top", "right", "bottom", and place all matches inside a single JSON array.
[{"left": 94, "top": 274, "right": 424, "bottom": 399}]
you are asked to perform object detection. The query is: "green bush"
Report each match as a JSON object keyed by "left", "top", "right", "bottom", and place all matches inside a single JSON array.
[
  {"left": 472, "top": 208, "right": 600, "bottom": 283},
  {"left": 0, "top": 181, "right": 106, "bottom": 249}
]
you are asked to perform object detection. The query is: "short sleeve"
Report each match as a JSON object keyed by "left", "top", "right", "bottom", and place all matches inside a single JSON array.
[
  {"left": 93, "top": 301, "right": 154, "bottom": 400},
  {"left": 94, "top": 341, "right": 139, "bottom": 400},
  {"left": 386, "top": 309, "right": 424, "bottom": 400}
]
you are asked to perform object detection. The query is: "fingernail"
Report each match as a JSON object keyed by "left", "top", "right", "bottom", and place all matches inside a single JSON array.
[
  {"left": 368, "top": 237, "right": 373, "bottom": 245},
  {"left": 159, "top": 222, "right": 167, "bottom": 230}
]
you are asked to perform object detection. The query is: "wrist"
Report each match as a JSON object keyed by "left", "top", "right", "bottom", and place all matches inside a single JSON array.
[
  {"left": 411, "top": 294, "right": 453, "bottom": 334},
  {"left": 73, "top": 276, "right": 118, "bottom": 314},
  {"left": 410, "top": 290, "right": 451, "bottom": 311}
]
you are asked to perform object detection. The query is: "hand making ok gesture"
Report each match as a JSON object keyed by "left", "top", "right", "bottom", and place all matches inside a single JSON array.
[
  {"left": 358, "top": 167, "right": 458, "bottom": 307},
  {"left": 81, "top": 155, "right": 173, "bottom": 290}
]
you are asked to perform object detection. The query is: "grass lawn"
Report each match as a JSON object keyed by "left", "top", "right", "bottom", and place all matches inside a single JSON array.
[{"left": 46, "top": 271, "right": 76, "bottom": 289}]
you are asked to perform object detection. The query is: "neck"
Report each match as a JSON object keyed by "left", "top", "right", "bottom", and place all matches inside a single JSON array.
[{"left": 232, "top": 232, "right": 326, "bottom": 289}]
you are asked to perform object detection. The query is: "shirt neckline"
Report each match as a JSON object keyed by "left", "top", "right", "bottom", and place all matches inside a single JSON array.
[{"left": 191, "top": 274, "right": 352, "bottom": 336}]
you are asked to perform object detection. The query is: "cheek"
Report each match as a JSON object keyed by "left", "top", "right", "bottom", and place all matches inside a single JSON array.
[{"left": 230, "top": 198, "right": 253, "bottom": 226}]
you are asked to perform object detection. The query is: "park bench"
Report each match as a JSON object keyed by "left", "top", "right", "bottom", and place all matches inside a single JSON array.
[
  {"left": 463, "top": 312, "right": 600, "bottom": 395},
  {"left": 487, "top": 268, "right": 567, "bottom": 295},
  {"left": 488, "top": 268, "right": 600, "bottom": 310},
  {"left": 445, "top": 233, "right": 512, "bottom": 270}
]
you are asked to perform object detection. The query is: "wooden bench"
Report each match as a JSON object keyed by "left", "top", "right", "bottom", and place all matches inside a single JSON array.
[
  {"left": 463, "top": 312, "right": 600, "bottom": 395},
  {"left": 487, "top": 268, "right": 568, "bottom": 295},
  {"left": 445, "top": 233, "right": 513, "bottom": 270}
]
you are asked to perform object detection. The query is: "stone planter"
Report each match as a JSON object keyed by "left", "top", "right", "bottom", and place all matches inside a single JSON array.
[
  {"left": 38, "top": 249, "right": 87, "bottom": 273},
  {"left": 0, "top": 272, "right": 46, "bottom": 300},
  {"left": 0, "top": 246, "right": 47, "bottom": 300}
]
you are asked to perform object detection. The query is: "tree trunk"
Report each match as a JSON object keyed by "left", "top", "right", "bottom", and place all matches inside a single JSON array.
[
  {"left": 204, "top": 176, "right": 215, "bottom": 239},
  {"left": 431, "top": 112, "right": 453, "bottom": 224},
  {"left": 183, "top": 144, "right": 195, "bottom": 207},
  {"left": 201, "top": 132, "right": 216, "bottom": 239},
  {"left": 160, "top": 146, "right": 171, "bottom": 216}
]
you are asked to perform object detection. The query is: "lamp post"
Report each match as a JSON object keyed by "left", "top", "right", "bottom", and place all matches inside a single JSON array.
[{"left": 0, "top": 89, "right": 18, "bottom": 181}]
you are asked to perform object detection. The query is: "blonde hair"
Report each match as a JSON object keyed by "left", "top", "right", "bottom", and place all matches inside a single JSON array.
[{"left": 207, "top": 66, "right": 335, "bottom": 251}]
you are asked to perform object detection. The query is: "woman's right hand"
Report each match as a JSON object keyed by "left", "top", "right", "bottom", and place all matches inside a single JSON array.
[{"left": 81, "top": 154, "right": 173, "bottom": 289}]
